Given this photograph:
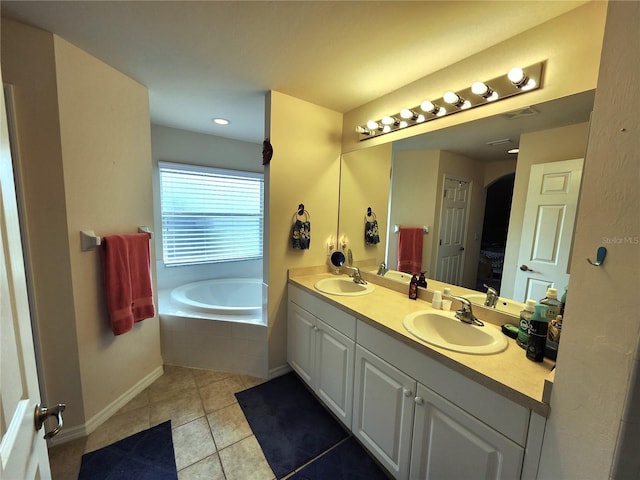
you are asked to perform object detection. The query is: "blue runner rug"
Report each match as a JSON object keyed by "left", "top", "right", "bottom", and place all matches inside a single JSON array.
[
  {"left": 78, "top": 420, "right": 177, "bottom": 480},
  {"left": 235, "top": 372, "right": 350, "bottom": 478}
]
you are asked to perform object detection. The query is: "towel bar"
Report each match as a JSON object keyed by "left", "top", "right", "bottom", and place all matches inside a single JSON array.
[
  {"left": 394, "top": 225, "right": 429, "bottom": 234},
  {"left": 80, "top": 226, "right": 153, "bottom": 251}
]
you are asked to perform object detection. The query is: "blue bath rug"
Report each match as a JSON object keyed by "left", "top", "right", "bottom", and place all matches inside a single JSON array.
[
  {"left": 78, "top": 420, "right": 177, "bottom": 480},
  {"left": 288, "top": 437, "right": 390, "bottom": 480},
  {"left": 235, "top": 372, "right": 349, "bottom": 478}
]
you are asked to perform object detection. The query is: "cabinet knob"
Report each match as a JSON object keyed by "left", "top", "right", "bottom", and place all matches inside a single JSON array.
[
  {"left": 414, "top": 396, "right": 424, "bottom": 405},
  {"left": 403, "top": 388, "right": 413, "bottom": 397}
]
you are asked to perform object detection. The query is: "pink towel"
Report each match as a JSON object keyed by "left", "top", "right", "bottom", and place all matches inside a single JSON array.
[
  {"left": 397, "top": 227, "right": 423, "bottom": 274},
  {"left": 101, "top": 233, "right": 155, "bottom": 335}
]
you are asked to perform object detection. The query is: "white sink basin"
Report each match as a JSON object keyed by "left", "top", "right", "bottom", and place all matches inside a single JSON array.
[
  {"left": 403, "top": 311, "right": 508, "bottom": 354},
  {"left": 465, "top": 294, "right": 525, "bottom": 316},
  {"left": 314, "top": 277, "right": 375, "bottom": 296}
]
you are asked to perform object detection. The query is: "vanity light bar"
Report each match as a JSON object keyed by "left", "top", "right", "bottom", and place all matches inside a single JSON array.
[{"left": 357, "top": 62, "right": 543, "bottom": 141}]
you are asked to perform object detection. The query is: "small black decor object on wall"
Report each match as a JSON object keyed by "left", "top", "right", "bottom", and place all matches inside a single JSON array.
[
  {"left": 365, "top": 207, "right": 380, "bottom": 245},
  {"left": 262, "top": 138, "right": 273, "bottom": 165},
  {"left": 291, "top": 204, "right": 311, "bottom": 250}
]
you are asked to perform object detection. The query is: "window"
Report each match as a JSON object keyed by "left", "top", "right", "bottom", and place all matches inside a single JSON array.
[{"left": 159, "top": 162, "right": 263, "bottom": 266}]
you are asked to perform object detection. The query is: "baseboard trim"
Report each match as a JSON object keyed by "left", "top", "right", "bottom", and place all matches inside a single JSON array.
[
  {"left": 268, "top": 363, "right": 292, "bottom": 379},
  {"left": 47, "top": 365, "right": 164, "bottom": 447}
]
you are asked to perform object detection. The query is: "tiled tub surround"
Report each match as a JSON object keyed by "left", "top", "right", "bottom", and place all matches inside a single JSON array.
[{"left": 288, "top": 268, "right": 555, "bottom": 480}]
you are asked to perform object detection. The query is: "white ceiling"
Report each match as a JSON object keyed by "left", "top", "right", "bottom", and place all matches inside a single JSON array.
[{"left": 2, "top": 1, "right": 591, "bottom": 149}]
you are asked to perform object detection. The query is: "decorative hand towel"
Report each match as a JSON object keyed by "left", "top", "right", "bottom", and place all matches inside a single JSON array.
[
  {"left": 291, "top": 208, "right": 311, "bottom": 250},
  {"left": 397, "top": 227, "right": 423, "bottom": 274},
  {"left": 364, "top": 209, "right": 380, "bottom": 245},
  {"left": 101, "top": 233, "right": 155, "bottom": 335}
]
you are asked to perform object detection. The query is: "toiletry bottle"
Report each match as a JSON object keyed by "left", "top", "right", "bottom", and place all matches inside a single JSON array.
[
  {"left": 548, "top": 314, "right": 562, "bottom": 343},
  {"left": 540, "top": 287, "right": 562, "bottom": 322},
  {"left": 432, "top": 290, "right": 442, "bottom": 309},
  {"left": 560, "top": 287, "right": 568, "bottom": 316},
  {"left": 527, "top": 304, "right": 549, "bottom": 362},
  {"left": 516, "top": 299, "right": 537, "bottom": 349},
  {"left": 418, "top": 272, "right": 427, "bottom": 288},
  {"left": 408, "top": 274, "right": 418, "bottom": 300}
]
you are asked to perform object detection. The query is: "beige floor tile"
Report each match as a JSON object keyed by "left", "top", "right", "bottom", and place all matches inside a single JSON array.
[
  {"left": 199, "top": 375, "right": 247, "bottom": 413},
  {"left": 48, "top": 436, "right": 87, "bottom": 480},
  {"left": 172, "top": 417, "right": 217, "bottom": 471},
  {"left": 116, "top": 388, "right": 150, "bottom": 415},
  {"left": 84, "top": 405, "right": 150, "bottom": 453},
  {"left": 149, "top": 365, "right": 197, "bottom": 403},
  {"left": 149, "top": 385, "right": 205, "bottom": 429},
  {"left": 178, "top": 453, "right": 225, "bottom": 480},
  {"left": 207, "top": 402, "right": 252, "bottom": 450},
  {"left": 218, "top": 435, "right": 275, "bottom": 480},
  {"left": 192, "top": 368, "right": 232, "bottom": 388},
  {"left": 239, "top": 374, "right": 267, "bottom": 389}
]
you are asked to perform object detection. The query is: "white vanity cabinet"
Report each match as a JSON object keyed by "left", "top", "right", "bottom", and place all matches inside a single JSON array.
[
  {"left": 410, "top": 383, "right": 523, "bottom": 479},
  {"left": 287, "top": 285, "right": 356, "bottom": 427},
  {"left": 353, "top": 344, "right": 416, "bottom": 479}
]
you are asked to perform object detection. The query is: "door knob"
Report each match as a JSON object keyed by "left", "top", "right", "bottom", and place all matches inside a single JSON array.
[
  {"left": 459, "top": 247, "right": 465, "bottom": 251},
  {"left": 519, "top": 264, "right": 535, "bottom": 272},
  {"left": 34, "top": 403, "right": 66, "bottom": 439}
]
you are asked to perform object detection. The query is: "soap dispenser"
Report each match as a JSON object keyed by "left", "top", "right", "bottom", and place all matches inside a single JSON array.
[
  {"left": 408, "top": 274, "right": 418, "bottom": 300},
  {"left": 418, "top": 272, "right": 427, "bottom": 288}
]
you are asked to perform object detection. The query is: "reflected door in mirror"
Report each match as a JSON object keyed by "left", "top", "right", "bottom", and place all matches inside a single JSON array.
[{"left": 436, "top": 178, "right": 470, "bottom": 285}]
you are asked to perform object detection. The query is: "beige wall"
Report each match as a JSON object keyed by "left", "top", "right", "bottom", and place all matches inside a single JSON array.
[
  {"left": 539, "top": 1, "right": 640, "bottom": 478},
  {"left": 339, "top": 143, "right": 392, "bottom": 268},
  {"left": 501, "top": 121, "right": 590, "bottom": 298},
  {"left": 266, "top": 91, "right": 342, "bottom": 371},
  {"left": 342, "top": 1, "right": 606, "bottom": 153},
  {"left": 484, "top": 159, "right": 516, "bottom": 188},
  {"left": 1, "top": 18, "right": 162, "bottom": 436},
  {"left": 1, "top": 18, "right": 85, "bottom": 429}
]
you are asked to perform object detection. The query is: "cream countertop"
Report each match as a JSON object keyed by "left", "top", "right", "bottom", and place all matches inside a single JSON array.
[{"left": 288, "top": 270, "right": 555, "bottom": 417}]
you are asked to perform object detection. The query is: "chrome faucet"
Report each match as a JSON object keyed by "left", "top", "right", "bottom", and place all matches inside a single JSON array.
[
  {"left": 377, "top": 262, "right": 388, "bottom": 276},
  {"left": 448, "top": 295, "right": 484, "bottom": 326},
  {"left": 483, "top": 284, "right": 498, "bottom": 308},
  {"left": 345, "top": 266, "right": 367, "bottom": 285}
]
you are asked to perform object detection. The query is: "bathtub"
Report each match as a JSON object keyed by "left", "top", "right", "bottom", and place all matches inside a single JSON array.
[{"left": 158, "top": 278, "right": 268, "bottom": 377}]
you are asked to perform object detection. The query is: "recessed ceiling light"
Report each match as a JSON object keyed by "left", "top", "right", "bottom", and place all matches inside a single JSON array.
[
  {"left": 508, "top": 148, "right": 520, "bottom": 154},
  {"left": 212, "top": 118, "right": 230, "bottom": 125}
]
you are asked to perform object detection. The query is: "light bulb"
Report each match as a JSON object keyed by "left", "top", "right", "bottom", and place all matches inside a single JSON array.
[
  {"left": 416, "top": 114, "right": 426, "bottom": 123},
  {"left": 487, "top": 91, "right": 499, "bottom": 102},
  {"left": 443, "top": 91, "right": 461, "bottom": 105},
  {"left": 461, "top": 100, "right": 472, "bottom": 110},
  {"left": 399, "top": 121, "right": 408, "bottom": 128},
  {"left": 522, "top": 79, "right": 537, "bottom": 91},
  {"left": 508, "top": 67, "right": 526, "bottom": 84},
  {"left": 471, "top": 82, "right": 490, "bottom": 96},
  {"left": 381, "top": 116, "right": 395, "bottom": 125},
  {"left": 436, "top": 107, "right": 447, "bottom": 117},
  {"left": 382, "top": 125, "right": 391, "bottom": 133},
  {"left": 366, "top": 120, "right": 379, "bottom": 130},
  {"left": 421, "top": 100, "right": 436, "bottom": 113}
]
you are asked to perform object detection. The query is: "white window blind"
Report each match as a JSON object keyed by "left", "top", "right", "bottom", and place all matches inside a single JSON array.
[{"left": 159, "top": 162, "right": 263, "bottom": 266}]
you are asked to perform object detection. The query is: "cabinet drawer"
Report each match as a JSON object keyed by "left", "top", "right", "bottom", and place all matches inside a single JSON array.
[
  {"left": 357, "top": 320, "right": 530, "bottom": 446},
  {"left": 288, "top": 284, "right": 356, "bottom": 339}
]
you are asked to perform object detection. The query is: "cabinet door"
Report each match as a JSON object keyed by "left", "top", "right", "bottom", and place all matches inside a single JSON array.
[
  {"left": 410, "top": 383, "right": 524, "bottom": 480},
  {"left": 315, "top": 319, "right": 354, "bottom": 427},
  {"left": 287, "top": 302, "right": 316, "bottom": 385},
  {"left": 353, "top": 345, "right": 416, "bottom": 480}
]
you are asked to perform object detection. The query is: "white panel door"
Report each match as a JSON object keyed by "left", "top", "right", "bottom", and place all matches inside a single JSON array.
[
  {"left": 410, "top": 384, "right": 523, "bottom": 480},
  {"left": 315, "top": 319, "right": 354, "bottom": 427},
  {"left": 287, "top": 302, "right": 316, "bottom": 386},
  {"left": 353, "top": 345, "right": 415, "bottom": 480},
  {"left": 1, "top": 84, "right": 52, "bottom": 479},
  {"left": 512, "top": 159, "right": 583, "bottom": 302},
  {"left": 436, "top": 178, "right": 470, "bottom": 285}
]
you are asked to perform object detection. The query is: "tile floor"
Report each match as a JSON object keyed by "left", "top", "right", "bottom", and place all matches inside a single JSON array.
[{"left": 48, "top": 365, "right": 277, "bottom": 480}]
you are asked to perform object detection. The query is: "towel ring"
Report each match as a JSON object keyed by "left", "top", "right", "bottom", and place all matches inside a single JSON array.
[
  {"left": 366, "top": 207, "right": 377, "bottom": 221},
  {"left": 293, "top": 207, "right": 310, "bottom": 223}
]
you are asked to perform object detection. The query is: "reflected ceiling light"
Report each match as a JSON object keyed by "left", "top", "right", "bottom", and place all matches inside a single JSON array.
[
  {"left": 508, "top": 148, "right": 520, "bottom": 154},
  {"left": 382, "top": 125, "right": 391, "bottom": 133},
  {"left": 212, "top": 117, "right": 230, "bottom": 125},
  {"left": 443, "top": 91, "right": 467, "bottom": 108},
  {"left": 399, "top": 120, "right": 409, "bottom": 128},
  {"left": 416, "top": 114, "right": 426, "bottom": 123}
]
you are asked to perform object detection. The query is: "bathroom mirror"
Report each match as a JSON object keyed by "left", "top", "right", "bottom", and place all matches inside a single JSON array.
[{"left": 338, "top": 90, "right": 595, "bottom": 312}]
